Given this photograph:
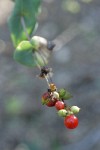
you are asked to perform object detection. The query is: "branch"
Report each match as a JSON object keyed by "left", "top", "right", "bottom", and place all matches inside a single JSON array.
[{"left": 53, "top": 23, "right": 81, "bottom": 51}]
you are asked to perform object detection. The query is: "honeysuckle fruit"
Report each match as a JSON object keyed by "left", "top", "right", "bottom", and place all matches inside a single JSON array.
[
  {"left": 58, "top": 109, "right": 67, "bottom": 117},
  {"left": 70, "top": 106, "right": 80, "bottom": 114},
  {"left": 52, "top": 91, "right": 59, "bottom": 99},
  {"left": 64, "top": 115, "right": 79, "bottom": 129},
  {"left": 42, "top": 92, "right": 57, "bottom": 107}
]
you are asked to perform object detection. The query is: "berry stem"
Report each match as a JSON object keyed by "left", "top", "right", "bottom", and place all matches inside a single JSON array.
[
  {"left": 44, "top": 74, "right": 50, "bottom": 88},
  {"left": 21, "top": 16, "right": 52, "bottom": 88}
]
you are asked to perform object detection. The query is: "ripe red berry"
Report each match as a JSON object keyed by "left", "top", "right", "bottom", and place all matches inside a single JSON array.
[
  {"left": 42, "top": 92, "right": 56, "bottom": 107},
  {"left": 55, "top": 101, "right": 65, "bottom": 110},
  {"left": 64, "top": 115, "right": 78, "bottom": 129},
  {"left": 46, "top": 100, "right": 56, "bottom": 107}
]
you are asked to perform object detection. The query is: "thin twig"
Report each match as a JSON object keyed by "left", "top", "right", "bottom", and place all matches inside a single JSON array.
[
  {"left": 37, "top": 50, "right": 53, "bottom": 83},
  {"left": 44, "top": 75, "right": 50, "bottom": 87}
]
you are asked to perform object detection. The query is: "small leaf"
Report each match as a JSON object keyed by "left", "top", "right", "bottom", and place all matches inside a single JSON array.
[
  {"left": 62, "top": 91, "right": 72, "bottom": 100},
  {"left": 59, "top": 89, "right": 66, "bottom": 98},
  {"left": 14, "top": 40, "right": 49, "bottom": 67},
  {"left": 59, "top": 89, "right": 72, "bottom": 100},
  {"left": 14, "top": 41, "right": 36, "bottom": 67},
  {"left": 8, "top": 0, "right": 41, "bottom": 47}
]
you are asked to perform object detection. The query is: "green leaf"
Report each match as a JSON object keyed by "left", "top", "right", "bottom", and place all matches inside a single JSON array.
[
  {"left": 59, "top": 89, "right": 72, "bottom": 100},
  {"left": 14, "top": 41, "right": 35, "bottom": 66},
  {"left": 14, "top": 40, "right": 48, "bottom": 67},
  {"left": 59, "top": 89, "right": 66, "bottom": 98},
  {"left": 62, "top": 91, "right": 73, "bottom": 100},
  {"left": 8, "top": 0, "right": 41, "bottom": 47}
]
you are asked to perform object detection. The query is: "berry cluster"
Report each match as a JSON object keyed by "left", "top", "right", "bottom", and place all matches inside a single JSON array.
[{"left": 42, "top": 83, "right": 80, "bottom": 129}]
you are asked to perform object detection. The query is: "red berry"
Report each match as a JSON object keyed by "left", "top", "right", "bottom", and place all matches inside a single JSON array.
[
  {"left": 55, "top": 101, "right": 65, "bottom": 110},
  {"left": 64, "top": 115, "right": 78, "bottom": 129},
  {"left": 46, "top": 100, "right": 56, "bottom": 107},
  {"left": 42, "top": 92, "right": 56, "bottom": 107}
]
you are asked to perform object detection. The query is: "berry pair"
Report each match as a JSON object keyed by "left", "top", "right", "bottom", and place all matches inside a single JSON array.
[{"left": 42, "top": 83, "right": 80, "bottom": 129}]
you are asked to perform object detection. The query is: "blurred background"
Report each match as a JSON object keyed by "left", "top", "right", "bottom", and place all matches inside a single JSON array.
[{"left": 0, "top": 0, "right": 100, "bottom": 150}]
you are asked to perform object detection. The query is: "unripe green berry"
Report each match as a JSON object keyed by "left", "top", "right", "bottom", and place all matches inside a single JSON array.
[
  {"left": 70, "top": 106, "right": 80, "bottom": 114},
  {"left": 58, "top": 109, "right": 67, "bottom": 117}
]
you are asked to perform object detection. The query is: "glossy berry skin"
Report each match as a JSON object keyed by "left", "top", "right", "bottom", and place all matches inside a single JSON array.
[
  {"left": 46, "top": 100, "right": 56, "bottom": 107},
  {"left": 64, "top": 115, "right": 78, "bottom": 129},
  {"left": 42, "top": 92, "right": 56, "bottom": 107},
  {"left": 55, "top": 101, "right": 65, "bottom": 110}
]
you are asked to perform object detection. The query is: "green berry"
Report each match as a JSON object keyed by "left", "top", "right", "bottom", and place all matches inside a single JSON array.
[
  {"left": 70, "top": 106, "right": 80, "bottom": 114},
  {"left": 58, "top": 109, "right": 67, "bottom": 117}
]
